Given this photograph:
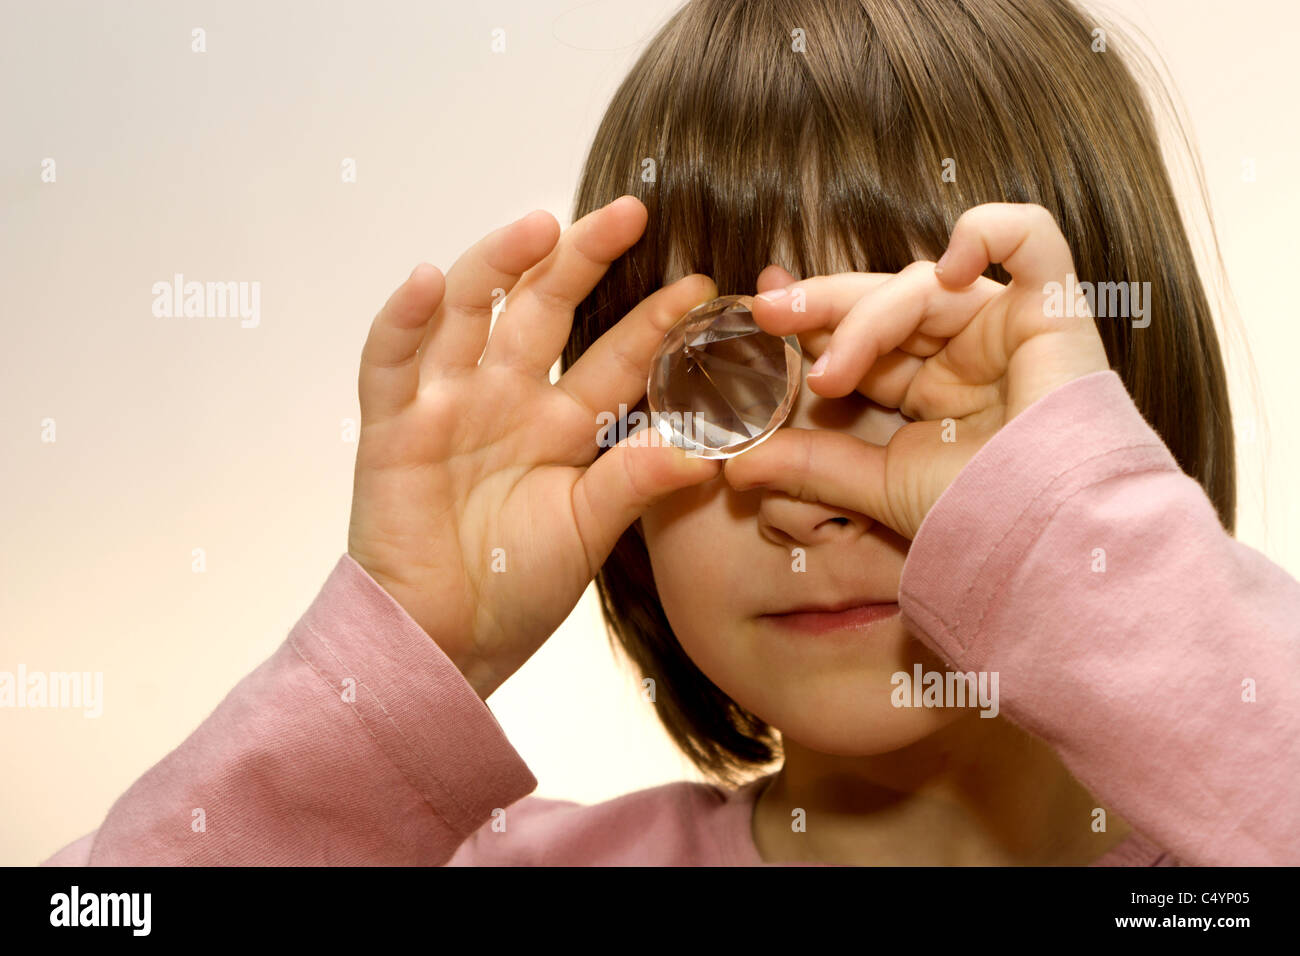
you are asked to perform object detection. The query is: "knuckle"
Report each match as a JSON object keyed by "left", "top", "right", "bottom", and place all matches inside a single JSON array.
[
  {"left": 912, "top": 374, "right": 948, "bottom": 420},
  {"left": 1029, "top": 203, "right": 1058, "bottom": 229},
  {"left": 620, "top": 442, "right": 649, "bottom": 502},
  {"left": 797, "top": 432, "right": 817, "bottom": 496},
  {"left": 955, "top": 204, "right": 978, "bottom": 225},
  {"left": 899, "top": 382, "right": 927, "bottom": 423},
  {"left": 529, "top": 282, "right": 573, "bottom": 314},
  {"left": 606, "top": 340, "right": 644, "bottom": 387}
]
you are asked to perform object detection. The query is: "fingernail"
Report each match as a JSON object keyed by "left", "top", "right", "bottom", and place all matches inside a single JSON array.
[
  {"left": 934, "top": 251, "right": 951, "bottom": 276},
  {"left": 808, "top": 352, "right": 830, "bottom": 378},
  {"left": 410, "top": 263, "right": 424, "bottom": 279},
  {"left": 756, "top": 288, "right": 789, "bottom": 303}
]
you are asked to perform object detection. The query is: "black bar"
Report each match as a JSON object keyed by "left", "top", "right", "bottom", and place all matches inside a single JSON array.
[{"left": 0, "top": 864, "right": 1287, "bottom": 943}]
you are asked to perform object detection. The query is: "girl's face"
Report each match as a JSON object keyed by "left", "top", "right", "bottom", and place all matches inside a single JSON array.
[{"left": 639, "top": 352, "right": 966, "bottom": 756}]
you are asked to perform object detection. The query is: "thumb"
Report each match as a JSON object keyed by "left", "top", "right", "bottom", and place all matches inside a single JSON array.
[
  {"left": 724, "top": 423, "right": 982, "bottom": 540},
  {"left": 571, "top": 436, "right": 721, "bottom": 569},
  {"left": 723, "top": 427, "right": 897, "bottom": 531}
]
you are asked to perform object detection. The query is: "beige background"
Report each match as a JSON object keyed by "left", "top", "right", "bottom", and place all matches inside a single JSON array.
[{"left": 2, "top": 0, "right": 1297, "bottom": 865}]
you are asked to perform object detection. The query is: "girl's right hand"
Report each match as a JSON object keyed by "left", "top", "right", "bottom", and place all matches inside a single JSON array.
[{"left": 346, "top": 196, "right": 720, "bottom": 700}]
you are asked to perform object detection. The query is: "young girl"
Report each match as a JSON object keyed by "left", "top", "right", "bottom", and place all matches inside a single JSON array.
[{"left": 44, "top": 0, "right": 1299, "bottom": 866}]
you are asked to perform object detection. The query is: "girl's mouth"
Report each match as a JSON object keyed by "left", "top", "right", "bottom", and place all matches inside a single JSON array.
[{"left": 760, "top": 602, "right": 901, "bottom": 635}]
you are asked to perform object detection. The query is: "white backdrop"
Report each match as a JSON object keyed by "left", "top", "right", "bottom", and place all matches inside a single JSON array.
[{"left": 2, "top": 0, "right": 1296, "bottom": 865}]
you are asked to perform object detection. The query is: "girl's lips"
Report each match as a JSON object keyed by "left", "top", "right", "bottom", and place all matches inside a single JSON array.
[{"left": 760, "top": 602, "right": 901, "bottom": 635}]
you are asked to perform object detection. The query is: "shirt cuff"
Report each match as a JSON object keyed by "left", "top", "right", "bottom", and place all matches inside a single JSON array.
[
  {"left": 898, "top": 370, "right": 1180, "bottom": 668},
  {"left": 290, "top": 553, "right": 538, "bottom": 839}
]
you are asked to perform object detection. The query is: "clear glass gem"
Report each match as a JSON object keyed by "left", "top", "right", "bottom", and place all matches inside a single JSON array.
[{"left": 646, "top": 295, "right": 801, "bottom": 459}]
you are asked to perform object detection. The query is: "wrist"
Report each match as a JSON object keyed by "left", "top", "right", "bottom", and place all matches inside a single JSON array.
[{"left": 346, "top": 550, "right": 502, "bottom": 701}]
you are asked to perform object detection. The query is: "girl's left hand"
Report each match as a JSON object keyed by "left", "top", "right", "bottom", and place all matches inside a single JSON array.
[{"left": 728, "top": 202, "right": 1112, "bottom": 540}]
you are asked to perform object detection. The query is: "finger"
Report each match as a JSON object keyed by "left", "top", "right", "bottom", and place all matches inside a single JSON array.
[
  {"left": 760, "top": 275, "right": 948, "bottom": 358},
  {"left": 724, "top": 422, "right": 964, "bottom": 540},
  {"left": 419, "top": 209, "right": 562, "bottom": 376},
  {"left": 897, "top": 356, "right": 1003, "bottom": 422},
  {"left": 752, "top": 272, "right": 892, "bottom": 336},
  {"left": 722, "top": 427, "right": 893, "bottom": 531},
  {"left": 795, "top": 332, "right": 941, "bottom": 416},
  {"left": 786, "top": 302, "right": 944, "bottom": 363},
  {"left": 796, "top": 328, "right": 832, "bottom": 360},
  {"left": 897, "top": 330, "right": 950, "bottom": 357},
  {"left": 758, "top": 267, "right": 824, "bottom": 395},
  {"left": 756, "top": 263, "right": 797, "bottom": 294},
  {"left": 790, "top": 296, "right": 936, "bottom": 411},
  {"left": 480, "top": 195, "right": 649, "bottom": 374},
  {"left": 570, "top": 433, "right": 722, "bottom": 571},
  {"left": 807, "top": 262, "right": 1002, "bottom": 398},
  {"left": 557, "top": 273, "right": 718, "bottom": 417},
  {"left": 795, "top": 331, "right": 930, "bottom": 414},
  {"left": 934, "top": 203, "right": 1110, "bottom": 419},
  {"left": 934, "top": 202, "right": 1077, "bottom": 293},
  {"left": 359, "top": 263, "right": 446, "bottom": 421},
  {"left": 853, "top": 349, "right": 927, "bottom": 410}
]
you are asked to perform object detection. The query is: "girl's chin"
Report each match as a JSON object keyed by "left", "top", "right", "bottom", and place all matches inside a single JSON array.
[
  {"left": 749, "top": 685, "right": 974, "bottom": 756},
  {"left": 775, "top": 722, "right": 963, "bottom": 758}
]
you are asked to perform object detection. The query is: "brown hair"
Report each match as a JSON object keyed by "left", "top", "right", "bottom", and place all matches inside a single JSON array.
[{"left": 560, "top": 0, "right": 1238, "bottom": 788}]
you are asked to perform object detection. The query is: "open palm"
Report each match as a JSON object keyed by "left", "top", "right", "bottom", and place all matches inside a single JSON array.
[{"left": 348, "top": 198, "right": 719, "bottom": 699}]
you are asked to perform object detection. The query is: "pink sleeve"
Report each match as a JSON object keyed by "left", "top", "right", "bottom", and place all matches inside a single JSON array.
[
  {"left": 899, "top": 370, "right": 1300, "bottom": 866},
  {"left": 41, "top": 554, "right": 538, "bottom": 865}
]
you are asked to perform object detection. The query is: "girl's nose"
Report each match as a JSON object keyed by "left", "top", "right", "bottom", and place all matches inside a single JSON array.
[{"left": 755, "top": 490, "right": 871, "bottom": 548}]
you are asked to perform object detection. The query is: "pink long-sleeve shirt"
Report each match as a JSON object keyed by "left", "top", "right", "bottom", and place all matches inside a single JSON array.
[{"left": 40, "top": 370, "right": 1300, "bottom": 866}]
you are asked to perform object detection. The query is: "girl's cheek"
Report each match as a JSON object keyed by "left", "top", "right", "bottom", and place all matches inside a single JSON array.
[
  {"left": 641, "top": 481, "right": 745, "bottom": 619},
  {"left": 639, "top": 471, "right": 728, "bottom": 542}
]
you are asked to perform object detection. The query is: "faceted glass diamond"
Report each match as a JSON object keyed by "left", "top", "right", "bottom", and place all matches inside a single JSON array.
[{"left": 646, "top": 295, "right": 801, "bottom": 459}]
